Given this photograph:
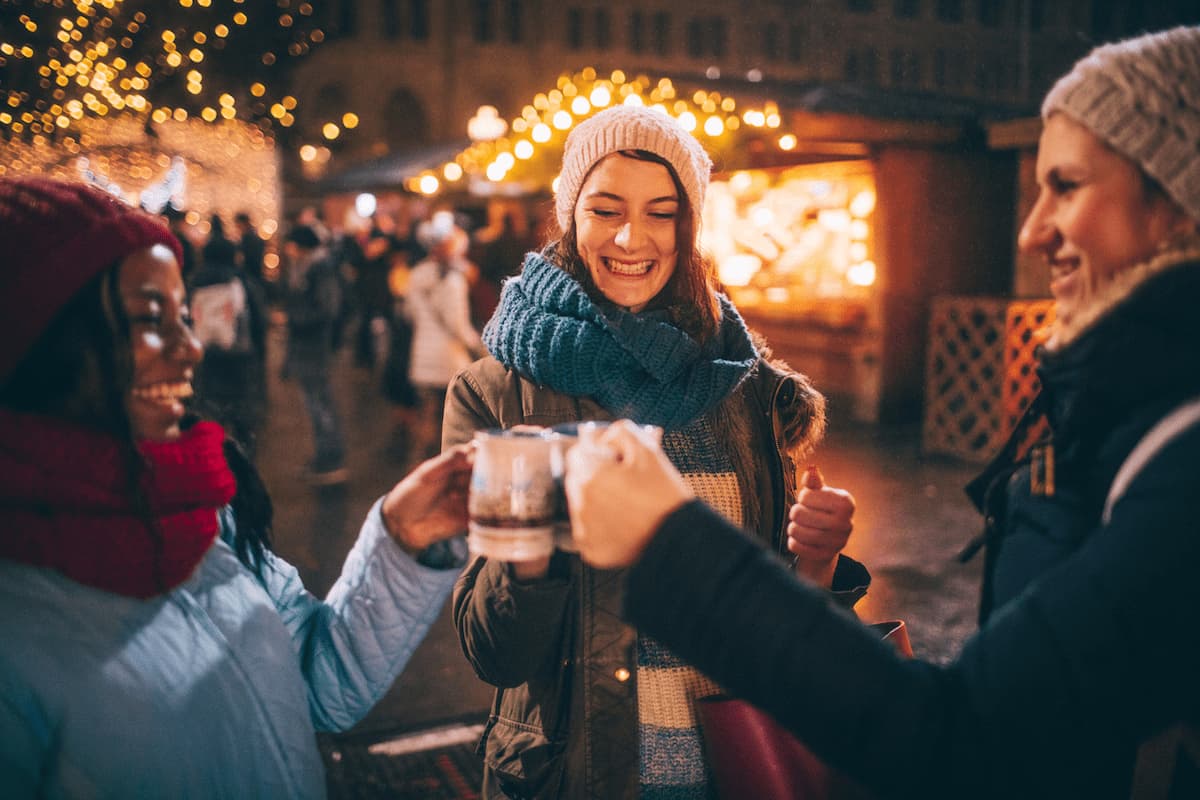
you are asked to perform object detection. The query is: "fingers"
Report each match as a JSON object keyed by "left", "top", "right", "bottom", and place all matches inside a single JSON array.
[
  {"left": 794, "top": 484, "right": 855, "bottom": 516},
  {"left": 802, "top": 464, "right": 825, "bottom": 490},
  {"left": 788, "top": 479, "right": 855, "bottom": 563}
]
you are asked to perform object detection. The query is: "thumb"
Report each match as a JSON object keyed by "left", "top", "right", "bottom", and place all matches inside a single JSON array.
[{"left": 803, "top": 464, "right": 825, "bottom": 490}]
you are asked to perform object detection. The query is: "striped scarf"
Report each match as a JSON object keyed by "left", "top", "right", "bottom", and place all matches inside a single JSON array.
[{"left": 639, "top": 413, "right": 744, "bottom": 798}]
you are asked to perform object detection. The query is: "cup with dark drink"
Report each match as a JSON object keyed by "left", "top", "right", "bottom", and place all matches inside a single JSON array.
[{"left": 468, "top": 427, "right": 561, "bottom": 560}]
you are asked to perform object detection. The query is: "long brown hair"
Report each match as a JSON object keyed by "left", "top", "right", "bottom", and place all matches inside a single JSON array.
[{"left": 547, "top": 149, "right": 722, "bottom": 343}]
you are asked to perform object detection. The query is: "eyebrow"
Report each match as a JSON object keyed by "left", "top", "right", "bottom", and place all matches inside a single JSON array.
[{"left": 584, "top": 190, "right": 679, "bottom": 204}]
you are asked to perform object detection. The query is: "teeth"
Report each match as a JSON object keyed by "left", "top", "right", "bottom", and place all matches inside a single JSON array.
[
  {"left": 606, "top": 258, "right": 653, "bottom": 276},
  {"left": 132, "top": 382, "right": 194, "bottom": 401}
]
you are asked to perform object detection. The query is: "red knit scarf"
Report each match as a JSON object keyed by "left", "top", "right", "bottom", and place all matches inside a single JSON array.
[{"left": 0, "top": 410, "right": 236, "bottom": 598}]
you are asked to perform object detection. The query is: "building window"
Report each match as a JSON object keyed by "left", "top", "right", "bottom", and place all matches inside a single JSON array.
[
  {"left": 506, "top": 0, "right": 523, "bottom": 43},
  {"left": 890, "top": 48, "right": 905, "bottom": 85},
  {"left": 474, "top": 0, "right": 495, "bottom": 42},
  {"left": 763, "top": 22, "right": 781, "bottom": 61},
  {"left": 411, "top": 0, "right": 429, "bottom": 40},
  {"left": 787, "top": 23, "right": 804, "bottom": 62},
  {"left": 385, "top": 88, "right": 429, "bottom": 149},
  {"left": 630, "top": 11, "right": 645, "bottom": 53},
  {"left": 935, "top": 0, "right": 963, "bottom": 23},
  {"left": 1028, "top": 0, "right": 1044, "bottom": 31},
  {"left": 933, "top": 48, "right": 947, "bottom": 88},
  {"left": 687, "top": 18, "right": 704, "bottom": 58},
  {"left": 336, "top": 0, "right": 357, "bottom": 35},
  {"left": 711, "top": 17, "right": 727, "bottom": 57},
  {"left": 893, "top": 0, "right": 920, "bottom": 17},
  {"left": 844, "top": 51, "right": 860, "bottom": 81},
  {"left": 653, "top": 12, "right": 671, "bottom": 55},
  {"left": 847, "top": 0, "right": 875, "bottom": 11},
  {"left": 861, "top": 47, "right": 878, "bottom": 84},
  {"left": 382, "top": 0, "right": 401, "bottom": 39},
  {"left": 686, "top": 16, "right": 727, "bottom": 58},
  {"left": 595, "top": 9, "right": 610, "bottom": 49},
  {"left": 907, "top": 51, "right": 922, "bottom": 86},
  {"left": 979, "top": 0, "right": 1006, "bottom": 27},
  {"left": 567, "top": 8, "right": 583, "bottom": 50}
]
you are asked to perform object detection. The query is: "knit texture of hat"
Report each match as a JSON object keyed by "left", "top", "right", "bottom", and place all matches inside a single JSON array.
[
  {"left": 555, "top": 105, "right": 714, "bottom": 234},
  {"left": 1042, "top": 25, "right": 1200, "bottom": 221},
  {"left": 0, "top": 177, "right": 183, "bottom": 382}
]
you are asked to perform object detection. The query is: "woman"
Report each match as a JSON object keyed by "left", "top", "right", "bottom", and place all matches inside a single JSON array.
[
  {"left": 0, "top": 177, "right": 473, "bottom": 798},
  {"left": 565, "top": 27, "right": 1200, "bottom": 800},
  {"left": 443, "top": 105, "right": 868, "bottom": 798},
  {"left": 409, "top": 210, "right": 484, "bottom": 461}
]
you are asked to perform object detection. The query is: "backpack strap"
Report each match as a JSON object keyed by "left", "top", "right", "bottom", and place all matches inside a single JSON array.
[{"left": 1102, "top": 396, "right": 1200, "bottom": 525}]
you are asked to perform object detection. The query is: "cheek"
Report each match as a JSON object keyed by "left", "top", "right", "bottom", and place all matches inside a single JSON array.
[{"left": 130, "top": 331, "right": 162, "bottom": 369}]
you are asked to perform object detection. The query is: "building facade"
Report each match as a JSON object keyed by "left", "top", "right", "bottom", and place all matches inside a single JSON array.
[{"left": 289, "top": 0, "right": 1194, "bottom": 169}]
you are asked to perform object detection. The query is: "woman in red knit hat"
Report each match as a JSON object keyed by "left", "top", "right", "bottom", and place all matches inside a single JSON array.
[{"left": 0, "top": 177, "right": 474, "bottom": 797}]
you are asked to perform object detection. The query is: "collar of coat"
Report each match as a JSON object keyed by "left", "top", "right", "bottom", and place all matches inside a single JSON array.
[{"left": 1046, "top": 240, "right": 1200, "bottom": 353}]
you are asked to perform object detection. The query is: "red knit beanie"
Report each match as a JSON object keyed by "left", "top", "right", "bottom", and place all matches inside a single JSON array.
[{"left": 0, "top": 177, "right": 184, "bottom": 383}]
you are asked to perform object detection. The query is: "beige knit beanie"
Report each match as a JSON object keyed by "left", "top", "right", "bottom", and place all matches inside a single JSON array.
[
  {"left": 1042, "top": 25, "right": 1200, "bottom": 221},
  {"left": 555, "top": 105, "right": 714, "bottom": 233}
]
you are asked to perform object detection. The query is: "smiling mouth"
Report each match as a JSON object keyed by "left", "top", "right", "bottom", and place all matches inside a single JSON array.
[
  {"left": 131, "top": 381, "right": 194, "bottom": 404},
  {"left": 603, "top": 257, "right": 654, "bottom": 277}
]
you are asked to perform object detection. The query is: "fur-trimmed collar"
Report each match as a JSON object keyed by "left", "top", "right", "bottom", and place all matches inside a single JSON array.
[{"left": 1047, "top": 243, "right": 1200, "bottom": 352}]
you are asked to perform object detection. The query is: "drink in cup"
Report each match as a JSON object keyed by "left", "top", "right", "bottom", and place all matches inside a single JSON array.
[{"left": 468, "top": 427, "right": 561, "bottom": 560}]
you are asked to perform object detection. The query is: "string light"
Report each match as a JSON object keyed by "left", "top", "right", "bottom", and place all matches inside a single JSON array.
[
  {"left": 0, "top": 0, "right": 331, "bottom": 142},
  {"left": 432, "top": 68, "right": 809, "bottom": 203}
]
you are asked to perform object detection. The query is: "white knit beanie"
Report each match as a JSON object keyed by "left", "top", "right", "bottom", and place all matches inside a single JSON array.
[
  {"left": 1042, "top": 25, "right": 1200, "bottom": 221},
  {"left": 555, "top": 105, "right": 713, "bottom": 234}
]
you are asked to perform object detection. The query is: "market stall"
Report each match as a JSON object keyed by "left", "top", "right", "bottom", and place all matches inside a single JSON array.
[{"left": 373, "top": 69, "right": 1020, "bottom": 422}]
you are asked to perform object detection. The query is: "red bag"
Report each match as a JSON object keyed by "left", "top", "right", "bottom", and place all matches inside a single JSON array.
[{"left": 697, "top": 620, "right": 912, "bottom": 800}]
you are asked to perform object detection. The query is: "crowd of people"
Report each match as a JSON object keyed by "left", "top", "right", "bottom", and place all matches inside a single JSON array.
[{"left": 1, "top": 24, "right": 1197, "bottom": 800}]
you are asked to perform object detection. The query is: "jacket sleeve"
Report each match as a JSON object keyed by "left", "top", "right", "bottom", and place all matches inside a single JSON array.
[
  {"left": 442, "top": 366, "right": 575, "bottom": 687},
  {"left": 255, "top": 499, "right": 467, "bottom": 732},
  {"left": 623, "top": 422, "right": 1200, "bottom": 799}
]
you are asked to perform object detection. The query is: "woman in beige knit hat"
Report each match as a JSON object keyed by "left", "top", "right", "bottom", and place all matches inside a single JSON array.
[
  {"left": 563, "top": 26, "right": 1200, "bottom": 799},
  {"left": 442, "top": 105, "right": 870, "bottom": 797}
]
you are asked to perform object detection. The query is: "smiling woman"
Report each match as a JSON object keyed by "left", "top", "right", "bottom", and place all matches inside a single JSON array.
[
  {"left": 0, "top": 177, "right": 478, "bottom": 798},
  {"left": 441, "top": 104, "right": 870, "bottom": 799}
]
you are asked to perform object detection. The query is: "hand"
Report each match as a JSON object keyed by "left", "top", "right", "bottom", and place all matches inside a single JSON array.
[
  {"left": 381, "top": 444, "right": 473, "bottom": 552},
  {"left": 565, "top": 420, "right": 694, "bottom": 569},
  {"left": 787, "top": 465, "right": 855, "bottom": 587}
]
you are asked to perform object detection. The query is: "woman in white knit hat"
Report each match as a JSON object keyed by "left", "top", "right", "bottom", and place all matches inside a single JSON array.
[
  {"left": 563, "top": 26, "right": 1200, "bottom": 799},
  {"left": 442, "top": 105, "right": 869, "bottom": 797}
]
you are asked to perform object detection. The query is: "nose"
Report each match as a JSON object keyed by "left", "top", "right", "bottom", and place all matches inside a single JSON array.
[
  {"left": 613, "top": 220, "right": 643, "bottom": 251},
  {"left": 170, "top": 320, "right": 204, "bottom": 367},
  {"left": 1017, "top": 192, "right": 1058, "bottom": 256}
]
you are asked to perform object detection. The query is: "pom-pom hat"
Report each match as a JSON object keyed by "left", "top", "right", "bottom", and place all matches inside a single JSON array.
[
  {"left": 555, "top": 105, "right": 714, "bottom": 234},
  {"left": 0, "top": 177, "right": 183, "bottom": 383}
]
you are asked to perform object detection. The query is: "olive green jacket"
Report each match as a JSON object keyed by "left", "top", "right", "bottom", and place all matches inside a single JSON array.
[{"left": 444, "top": 355, "right": 870, "bottom": 799}]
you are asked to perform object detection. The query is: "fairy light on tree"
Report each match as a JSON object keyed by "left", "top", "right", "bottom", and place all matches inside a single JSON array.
[{"left": 0, "top": 0, "right": 333, "bottom": 144}]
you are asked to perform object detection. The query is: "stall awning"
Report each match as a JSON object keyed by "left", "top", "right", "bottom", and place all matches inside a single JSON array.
[{"left": 315, "top": 139, "right": 470, "bottom": 193}]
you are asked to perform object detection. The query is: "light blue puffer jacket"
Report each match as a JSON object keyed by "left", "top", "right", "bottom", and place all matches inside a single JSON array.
[{"left": 0, "top": 498, "right": 466, "bottom": 799}]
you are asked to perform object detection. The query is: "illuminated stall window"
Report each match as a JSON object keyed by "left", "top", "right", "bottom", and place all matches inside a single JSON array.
[{"left": 703, "top": 159, "right": 877, "bottom": 328}]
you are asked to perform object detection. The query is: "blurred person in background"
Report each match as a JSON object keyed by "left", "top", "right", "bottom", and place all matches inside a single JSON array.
[
  {"left": 234, "top": 210, "right": 266, "bottom": 287},
  {"left": 0, "top": 176, "right": 475, "bottom": 798},
  {"left": 282, "top": 224, "right": 348, "bottom": 485},
  {"left": 409, "top": 210, "right": 484, "bottom": 462},
  {"left": 563, "top": 27, "right": 1200, "bottom": 800}
]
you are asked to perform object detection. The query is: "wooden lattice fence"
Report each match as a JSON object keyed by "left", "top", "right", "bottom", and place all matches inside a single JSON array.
[{"left": 922, "top": 296, "right": 1054, "bottom": 462}]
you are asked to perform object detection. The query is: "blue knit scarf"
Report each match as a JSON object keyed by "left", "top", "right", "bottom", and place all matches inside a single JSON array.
[{"left": 483, "top": 252, "right": 758, "bottom": 430}]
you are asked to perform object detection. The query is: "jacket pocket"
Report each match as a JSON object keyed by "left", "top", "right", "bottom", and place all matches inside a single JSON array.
[{"left": 482, "top": 714, "right": 566, "bottom": 799}]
